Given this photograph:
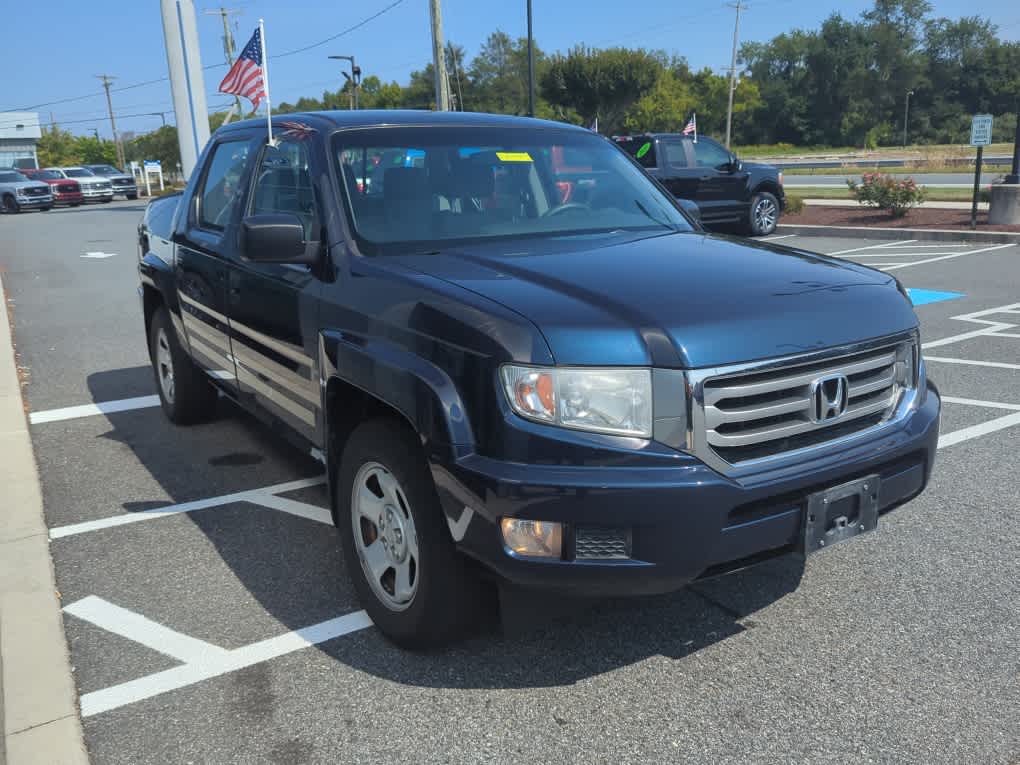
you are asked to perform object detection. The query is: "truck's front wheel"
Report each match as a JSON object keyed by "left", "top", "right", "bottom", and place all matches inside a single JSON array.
[
  {"left": 337, "top": 419, "right": 486, "bottom": 648},
  {"left": 747, "top": 191, "right": 780, "bottom": 236},
  {"left": 148, "top": 307, "right": 218, "bottom": 424}
]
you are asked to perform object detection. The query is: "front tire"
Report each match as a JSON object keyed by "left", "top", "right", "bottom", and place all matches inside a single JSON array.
[
  {"left": 747, "top": 191, "right": 780, "bottom": 236},
  {"left": 41, "top": 206, "right": 53, "bottom": 212},
  {"left": 2, "top": 195, "right": 19, "bottom": 214},
  {"left": 127, "top": 194, "right": 138, "bottom": 200},
  {"left": 337, "top": 419, "right": 486, "bottom": 648},
  {"left": 148, "top": 307, "right": 217, "bottom": 424}
]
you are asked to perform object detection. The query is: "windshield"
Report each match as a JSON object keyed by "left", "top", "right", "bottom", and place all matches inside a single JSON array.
[
  {"left": 65, "top": 168, "right": 95, "bottom": 178},
  {"left": 332, "top": 126, "right": 693, "bottom": 254},
  {"left": 37, "top": 170, "right": 63, "bottom": 180},
  {"left": 88, "top": 165, "right": 120, "bottom": 175},
  {"left": 0, "top": 171, "right": 29, "bottom": 182}
]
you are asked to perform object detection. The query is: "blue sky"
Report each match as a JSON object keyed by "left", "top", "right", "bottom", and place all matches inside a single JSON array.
[{"left": 3, "top": 0, "right": 1018, "bottom": 138}]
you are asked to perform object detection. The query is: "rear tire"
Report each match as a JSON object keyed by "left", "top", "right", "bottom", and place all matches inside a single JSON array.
[
  {"left": 746, "top": 191, "right": 780, "bottom": 236},
  {"left": 148, "top": 307, "right": 217, "bottom": 424},
  {"left": 336, "top": 418, "right": 487, "bottom": 648}
]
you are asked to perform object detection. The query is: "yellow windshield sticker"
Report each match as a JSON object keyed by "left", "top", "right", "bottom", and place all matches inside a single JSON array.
[{"left": 496, "top": 151, "right": 533, "bottom": 162}]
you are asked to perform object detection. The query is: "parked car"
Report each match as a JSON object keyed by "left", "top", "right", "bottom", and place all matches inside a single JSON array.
[
  {"left": 84, "top": 163, "right": 138, "bottom": 199},
  {"left": 21, "top": 168, "right": 84, "bottom": 206},
  {"left": 138, "top": 111, "right": 940, "bottom": 647},
  {"left": 0, "top": 169, "right": 53, "bottom": 213},
  {"left": 46, "top": 167, "right": 113, "bottom": 203},
  {"left": 614, "top": 133, "right": 785, "bottom": 235}
]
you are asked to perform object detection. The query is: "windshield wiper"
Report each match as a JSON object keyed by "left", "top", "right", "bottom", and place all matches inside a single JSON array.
[{"left": 633, "top": 199, "right": 677, "bottom": 231}]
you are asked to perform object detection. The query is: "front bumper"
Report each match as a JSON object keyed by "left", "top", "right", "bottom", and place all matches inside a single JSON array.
[
  {"left": 15, "top": 195, "right": 53, "bottom": 209},
  {"left": 81, "top": 187, "right": 114, "bottom": 201},
  {"left": 111, "top": 184, "right": 138, "bottom": 196},
  {"left": 52, "top": 191, "right": 84, "bottom": 205},
  {"left": 435, "top": 381, "right": 940, "bottom": 597}
]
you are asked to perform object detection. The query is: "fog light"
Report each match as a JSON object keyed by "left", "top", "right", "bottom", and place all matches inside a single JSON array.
[{"left": 500, "top": 518, "right": 563, "bottom": 558}]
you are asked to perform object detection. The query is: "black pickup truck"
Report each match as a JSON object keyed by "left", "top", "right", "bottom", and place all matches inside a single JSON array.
[
  {"left": 614, "top": 133, "right": 785, "bottom": 235},
  {"left": 138, "top": 111, "right": 939, "bottom": 647}
]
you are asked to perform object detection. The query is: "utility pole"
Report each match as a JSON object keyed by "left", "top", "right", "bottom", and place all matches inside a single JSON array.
[
  {"left": 205, "top": 7, "right": 244, "bottom": 122},
  {"left": 526, "top": 0, "right": 535, "bottom": 117},
  {"left": 724, "top": 1, "right": 745, "bottom": 149},
  {"left": 903, "top": 90, "right": 913, "bottom": 147},
  {"left": 429, "top": 0, "right": 451, "bottom": 111},
  {"left": 96, "top": 74, "right": 126, "bottom": 169}
]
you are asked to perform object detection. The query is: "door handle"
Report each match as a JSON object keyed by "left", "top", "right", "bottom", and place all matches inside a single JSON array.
[{"left": 700, "top": 175, "right": 712, "bottom": 181}]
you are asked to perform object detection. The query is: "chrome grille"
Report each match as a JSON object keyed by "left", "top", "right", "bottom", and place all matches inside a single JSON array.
[
  {"left": 692, "top": 338, "right": 916, "bottom": 470},
  {"left": 24, "top": 186, "right": 48, "bottom": 197},
  {"left": 574, "top": 527, "right": 630, "bottom": 560}
]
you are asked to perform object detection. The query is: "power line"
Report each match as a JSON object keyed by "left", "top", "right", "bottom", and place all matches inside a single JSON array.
[
  {"left": 272, "top": 0, "right": 406, "bottom": 59},
  {"left": 3, "top": 0, "right": 407, "bottom": 112}
]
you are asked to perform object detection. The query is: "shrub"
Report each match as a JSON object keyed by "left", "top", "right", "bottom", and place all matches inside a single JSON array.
[
  {"left": 847, "top": 173, "right": 927, "bottom": 218},
  {"left": 784, "top": 194, "right": 805, "bottom": 214}
]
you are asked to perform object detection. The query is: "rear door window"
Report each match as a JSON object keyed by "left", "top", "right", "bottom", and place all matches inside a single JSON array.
[
  {"left": 662, "top": 141, "right": 690, "bottom": 168},
  {"left": 615, "top": 137, "right": 657, "bottom": 168}
]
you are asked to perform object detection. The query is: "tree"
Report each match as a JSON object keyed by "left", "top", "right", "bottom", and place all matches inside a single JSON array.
[
  {"left": 542, "top": 46, "right": 662, "bottom": 133},
  {"left": 624, "top": 69, "right": 693, "bottom": 132},
  {"left": 125, "top": 126, "right": 180, "bottom": 174},
  {"left": 73, "top": 135, "right": 118, "bottom": 165},
  {"left": 36, "top": 126, "right": 78, "bottom": 167}
]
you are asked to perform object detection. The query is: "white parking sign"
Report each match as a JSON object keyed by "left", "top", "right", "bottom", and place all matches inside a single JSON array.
[{"left": 970, "top": 114, "right": 993, "bottom": 146}]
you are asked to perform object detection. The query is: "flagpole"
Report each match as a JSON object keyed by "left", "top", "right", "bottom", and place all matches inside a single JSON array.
[
  {"left": 693, "top": 113, "right": 697, "bottom": 144},
  {"left": 258, "top": 18, "right": 273, "bottom": 146}
]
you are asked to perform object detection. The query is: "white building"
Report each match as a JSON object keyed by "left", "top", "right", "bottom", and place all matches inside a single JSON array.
[{"left": 0, "top": 112, "right": 42, "bottom": 169}]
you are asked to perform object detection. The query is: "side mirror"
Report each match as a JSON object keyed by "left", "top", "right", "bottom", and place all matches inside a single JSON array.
[
  {"left": 240, "top": 213, "right": 317, "bottom": 264},
  {"left": 730, "top": 156, "right": 743, "bottom": 172}
]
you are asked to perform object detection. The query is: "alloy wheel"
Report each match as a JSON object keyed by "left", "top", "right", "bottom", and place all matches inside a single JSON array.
[{"left": 351, "top": 462, "right": 420, "bottom": 612}]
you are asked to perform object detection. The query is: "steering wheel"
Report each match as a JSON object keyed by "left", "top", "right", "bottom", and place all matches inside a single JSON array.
[{"left": 542, "top": 202, "right": 590, "bottom": 218}]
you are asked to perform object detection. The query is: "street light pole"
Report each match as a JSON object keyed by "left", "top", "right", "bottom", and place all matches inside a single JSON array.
[
  {"left": 526, "top": 0, "right": 535, "bottom": 117},
  {"left": 328, "top": 55, "right": 360, "bottom": 109},
  {"left": 149, "top": 112, "right": 168, "bottom": 127},
  {"left": 903, "top": 90, "right": 913, "bottom": 148}
]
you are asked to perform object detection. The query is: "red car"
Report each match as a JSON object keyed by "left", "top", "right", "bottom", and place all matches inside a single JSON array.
[{"left": 20, "top": 169, "right": 84, "bottom": 206}]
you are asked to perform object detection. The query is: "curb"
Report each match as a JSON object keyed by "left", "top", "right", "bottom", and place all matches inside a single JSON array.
[
  {"left": 0, "top": 275, "right": 89, "bottom": 765},
  {"left": 776, "top": 223, "right": 1020, "bottom": 245}
]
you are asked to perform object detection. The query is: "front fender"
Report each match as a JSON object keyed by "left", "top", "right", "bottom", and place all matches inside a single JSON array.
[{"left": 319, "top": 329, "right": 474, "bottom": 456}]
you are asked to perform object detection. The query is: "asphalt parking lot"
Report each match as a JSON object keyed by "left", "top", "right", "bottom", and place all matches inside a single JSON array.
[{"left": 2, "top": 201, "right": 1018, "bottom": 764}]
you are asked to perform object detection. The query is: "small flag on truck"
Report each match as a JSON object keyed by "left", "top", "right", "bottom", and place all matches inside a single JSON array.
[
  {"left": 682, "top": 113, "right": 697, "bottom": 142},
  {"left": 218, "top": 26, "right": 267, "bottom": 109}
]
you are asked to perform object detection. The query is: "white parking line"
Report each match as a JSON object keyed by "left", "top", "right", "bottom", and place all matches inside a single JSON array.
[
  {"left": 762, "top": 234, "right": 798, "bottom": 241},
  {"left": 246, "top": 492, "right": 333, "bottom": 525},
  {"left": 940, "top": 396, "right": 1020, "bottom": 411},
  {"left": 938, "top": 412, "right": 1020, "bottom": 449},
  {"left": 29, "top": 395, "right": 160, "bottom": 424},
  {"left": 925, "top": 357, "right": 1020, "bottom": 370},
  {"left": 826, "top": 240, "right": 914, "bottom": 256},
  {"left": 49, "top": 476, "right": 327, "bottom": 540},
  {"left": 73, "top": 606, "right": 372, "bottom": 717},
  {"left": 64, "top": 596, "right": 229, "bottom": 664},
  {"left": 881, "top": 243, "right": 1016, "bottom": 271},
  {"left": 922, "top": 302, "right": 1019, "bottom": 349}
]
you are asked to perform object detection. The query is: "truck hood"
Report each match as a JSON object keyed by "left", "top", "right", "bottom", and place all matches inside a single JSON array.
[{"left": 389, "top": 232, "right": 918, "bottom": 368}]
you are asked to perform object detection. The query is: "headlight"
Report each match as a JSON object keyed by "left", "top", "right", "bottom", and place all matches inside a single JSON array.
[{"left": 500, "top": 365, "right": 653, "bottom": 438}]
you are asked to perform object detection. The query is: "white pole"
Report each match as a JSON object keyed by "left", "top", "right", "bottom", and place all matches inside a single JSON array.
[
  {"left": 159, "top": 0, "right": 210, "bottom": 179},
  {"left": 259, "top": 19, "right": 274, "bottom": 146}
]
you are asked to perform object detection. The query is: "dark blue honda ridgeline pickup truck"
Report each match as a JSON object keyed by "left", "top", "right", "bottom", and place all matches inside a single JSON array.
[{"left": 137, "top": 111, "right": 940, "bottom": 647}]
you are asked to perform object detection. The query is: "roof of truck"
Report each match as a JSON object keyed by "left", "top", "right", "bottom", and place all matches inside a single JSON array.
[{"left": 218, "top": 109, "right": 590, "bottom": 135}]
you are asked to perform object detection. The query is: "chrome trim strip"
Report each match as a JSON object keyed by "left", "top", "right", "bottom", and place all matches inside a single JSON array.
[
  {"left": 229, "top": 317, "right": 309, "bottom": 366},
  {"left": 687, "top": 331, "right": 919, "bottom": 477},
  {"left": 236, "top": 366, "right": 315, "bottom": 426},
  {"left": 179, "top": 292, "right": 229, "bottom": 326},
  {"left": 232, "top": 344, "right": 318, "bottom": 405}
]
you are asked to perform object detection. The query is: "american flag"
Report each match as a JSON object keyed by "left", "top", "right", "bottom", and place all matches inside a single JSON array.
[
  {"left": 218, "top": 28, "right": 266, "bottom": 109},
  {"left": 682, "top": 113, "right": 697, "bottom": 139}
]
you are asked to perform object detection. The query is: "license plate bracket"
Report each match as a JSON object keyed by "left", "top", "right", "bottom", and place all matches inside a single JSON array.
[{"left": 802, "top": 474, "right": 881, "bottom": 554}]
